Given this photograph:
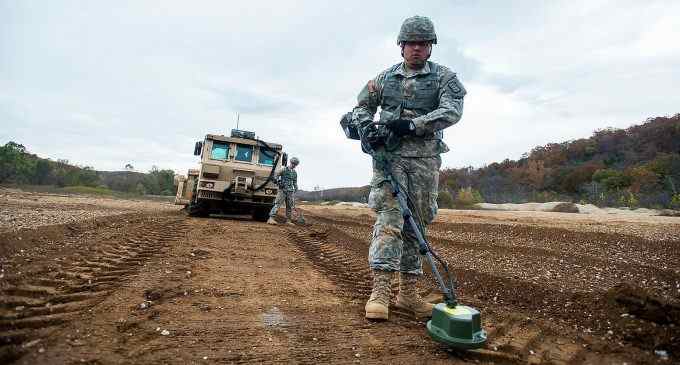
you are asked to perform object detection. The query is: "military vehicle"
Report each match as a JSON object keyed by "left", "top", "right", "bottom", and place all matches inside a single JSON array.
[{"left": 174, "top": 129, "right": 286, "bottom": 221}]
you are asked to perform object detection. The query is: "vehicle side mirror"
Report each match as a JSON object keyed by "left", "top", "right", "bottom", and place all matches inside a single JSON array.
[
  {"left": 281, "top": 153, "right": 288, "bottom": 167},
  {"left": 194, "top": 141, "right": 203, "bottom": 156}
]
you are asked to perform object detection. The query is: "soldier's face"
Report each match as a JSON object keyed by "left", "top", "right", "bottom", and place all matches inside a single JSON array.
[{"left": 402, "top": 41, "right": 432, "bottom": 67}]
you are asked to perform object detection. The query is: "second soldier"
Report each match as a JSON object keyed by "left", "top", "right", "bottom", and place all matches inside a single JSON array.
[{"left": 267, "top": 157, "right": 299, "bottom": 225}]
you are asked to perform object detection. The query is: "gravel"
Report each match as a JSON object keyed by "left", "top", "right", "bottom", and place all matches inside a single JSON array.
[{"left": 0, "top": 187, "right": 180, "bottom": 233}]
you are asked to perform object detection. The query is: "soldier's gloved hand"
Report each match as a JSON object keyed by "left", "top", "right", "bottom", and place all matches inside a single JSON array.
[
  {"left": 362, "top": 125, "right": 383, "bottom": 145},
  {"left": 358, "top": 124, "right": 387, "bottom": 153},
  {"left": 388, "top": 119, "right": 416, "bottom": 136}
]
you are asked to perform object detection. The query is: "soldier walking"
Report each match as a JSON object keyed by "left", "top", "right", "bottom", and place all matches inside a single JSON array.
[
  {"left": 267, "top": 157, "right": 299, "bottom": 226},
  {"left": 351, "top": 16, "right": 466, "bottom": 320}
]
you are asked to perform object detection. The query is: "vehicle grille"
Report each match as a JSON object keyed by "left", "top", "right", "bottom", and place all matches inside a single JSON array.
[{"left": 198, "top": 190, "right": 222, "bottom": 200}]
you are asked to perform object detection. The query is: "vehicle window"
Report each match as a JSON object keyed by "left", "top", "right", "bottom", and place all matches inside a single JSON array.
[
  {"left": 258, "top": 149, "right": 275, "bottom": 166},
  {"left": 210, "top": 142, "right": 229, "bottom": 160},
  {"left": 235, "top": 144, "right": 253, "bottom": 162}
]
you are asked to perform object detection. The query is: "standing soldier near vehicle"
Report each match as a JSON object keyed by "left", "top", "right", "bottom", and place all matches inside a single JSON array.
[
  {"left": 267, "top": 157, "right": 299, "bottom": 225},
  {"left": 351, "top": 16, "right": 466, "bottom": 320}
]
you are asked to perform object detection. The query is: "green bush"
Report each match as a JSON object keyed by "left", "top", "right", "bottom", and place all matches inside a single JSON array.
[
  {"left": 0, "top": 142, "right": 35, "bottom": 183},
  {"left": 626, "top": 191, "right": 639, "bottom": 208},
  {"left": 671, "top": 194, "right": 680, "bottom": 210},
  {"left": 533, "top": 190, "right": 559, "bottom": 203},
  {"left": 437, "top": 190, "right": 454, "bottom": 209},
  {"left": 142, "top": 166, "right": 175, "bottom": 195},
  {"left": 454, "top": 187, "right": 484, "bottom": 208},
  {"left": 593, "top": 169, "right": 632, "bottom": 190}
]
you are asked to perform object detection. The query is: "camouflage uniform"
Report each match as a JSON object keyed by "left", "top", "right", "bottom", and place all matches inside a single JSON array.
[
  {"left": 353, "top": 61, "right": 466, "bottom": 274},
  {"left": 269, "top": 166, "right": 298, "bottom": 219}
]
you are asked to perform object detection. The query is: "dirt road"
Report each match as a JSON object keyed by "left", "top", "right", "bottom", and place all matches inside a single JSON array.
[{"left": 1, "top": 190, "right": 679, "bottom": 364}]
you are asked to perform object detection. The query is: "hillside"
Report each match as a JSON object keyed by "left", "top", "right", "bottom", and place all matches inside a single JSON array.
[
  {"left": 0, "top": 142, "right": 175, "bottom": 195},
  {"left": 304, "top": 114, "right": 680, "bottom": 209},
  {"left": 438, "top": 114, "right": 680, "bottom": 209},
  {"left": 297, "top": 186, "right": 370, "bottom": 203}
]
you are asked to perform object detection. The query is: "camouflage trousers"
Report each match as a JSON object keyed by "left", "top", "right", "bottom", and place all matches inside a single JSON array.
[
  {"left": 368, "top": 155, "right": 441, "bottom": 275},
  {"left": 269, "top": 190, "right": 296, "bottom": 219}
]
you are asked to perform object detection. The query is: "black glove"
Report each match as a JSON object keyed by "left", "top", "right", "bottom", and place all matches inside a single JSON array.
[
  {"left": 388, "top": 119, "right": 416, "bottom": 136},
  {"left": 360, "top": 124, "right": 387, "bottom": 152}
]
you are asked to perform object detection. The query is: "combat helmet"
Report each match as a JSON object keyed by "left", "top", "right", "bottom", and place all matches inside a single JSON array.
[
  {"left": 397, "top": 16, "right": 437, "bottom": 45},
  {"left": 290, "top": 157, "right": 300, "bottom": 165}
]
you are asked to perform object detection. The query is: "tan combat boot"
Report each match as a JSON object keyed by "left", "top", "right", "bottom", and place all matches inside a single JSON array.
[
  {"left": 365, "top": 270, "right": 392, "bottom": 320},
  {"left": 286, "top": 220, "right": 295, "bottom": 226},
  {"left": 395, "top": 273, "right": 434, "bottom": 319},
  {"left": 267, "top": 217, "right": 278, "bottom": 225}
]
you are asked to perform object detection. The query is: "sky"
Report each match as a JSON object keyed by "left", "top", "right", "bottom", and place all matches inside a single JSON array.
[{"left": 2, "top": 0, "right": 679, "bottom": 190}]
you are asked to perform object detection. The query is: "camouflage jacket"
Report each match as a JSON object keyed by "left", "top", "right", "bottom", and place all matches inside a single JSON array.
[
  {"left": 352, "top": 61, "right": 466, "bottom": 157},
  {"left": 276, "top": 166, "right": 298, "bottom": 192}
]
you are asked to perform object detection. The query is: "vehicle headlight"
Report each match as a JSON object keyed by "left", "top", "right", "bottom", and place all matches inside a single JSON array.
[
  {"left": 265, "top": 189, "right": 275, "bottom": 195},
  {"left": 200, "top": 181, "right": 215, "bottom": 188}
]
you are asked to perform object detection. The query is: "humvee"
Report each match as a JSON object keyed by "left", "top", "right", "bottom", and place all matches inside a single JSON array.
[{"left": 174, "top": 129, "right": 286, "bottom": 220}]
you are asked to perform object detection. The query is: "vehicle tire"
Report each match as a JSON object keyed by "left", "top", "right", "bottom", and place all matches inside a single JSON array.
[
  {"left": 188, "top": 200, "right": 210, "bottom": 217},
  {"left": 187, "top": 182, "right": 209, "bottom": 217},
  {"left": 252, "top": 206, "right": 271, "bottom": 222}
]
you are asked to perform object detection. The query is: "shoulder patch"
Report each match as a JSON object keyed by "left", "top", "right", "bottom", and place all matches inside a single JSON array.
[{"left": 446, "top": 75, "right": 467, "bottom": 98}]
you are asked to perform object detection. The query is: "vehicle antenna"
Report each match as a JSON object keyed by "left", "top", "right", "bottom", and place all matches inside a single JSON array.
[{"left": 236, "top": 112, "right": 240, "bottom": 130}]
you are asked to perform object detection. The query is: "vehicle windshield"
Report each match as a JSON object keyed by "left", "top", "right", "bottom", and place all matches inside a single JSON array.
[
  {"left": 258, "top": 149, "right": 276, "bottom": 166},
  {"left": 210, "top": 142, "right": 229, "bottom": 160},
  {"left": 235, "top": 144, "right": 253, "bottom": 162}
]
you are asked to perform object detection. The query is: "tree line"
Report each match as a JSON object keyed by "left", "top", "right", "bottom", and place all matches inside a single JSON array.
[
  {"left": 297, "top": 186, "right": 370, "bottom": 203},
  {"left": 4, "top": 114, "right": 680, "bottom": 208},
  {"left": 0, "top": 142, "right": 176, "bottom": 196},
  {"left": 438, "top": 114, "right": 680, "bottom": 209}
]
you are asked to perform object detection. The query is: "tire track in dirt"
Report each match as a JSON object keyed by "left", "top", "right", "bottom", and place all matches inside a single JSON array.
[
  {"left": 304, "top": 211, "right": 680, "bottom": 270},
  {"left": 0, "top": 215, "right": 188, "bottom": 363},
  {"left": 305, "top": 210, "right": 679, "bottom": 302},
  {"left": 295, "top": 213, "right": 665, "bottom": 364},
  {"left": 285, "top": 221, "right": 618, "bottom": 364},
  {"left": 282, "top": 227, "right": 455, "bottom": 364},
  {"left": 285, "top": 228, "right": 372, "bottom": 298}
]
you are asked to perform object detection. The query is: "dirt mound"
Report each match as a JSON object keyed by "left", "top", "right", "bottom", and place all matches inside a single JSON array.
[
  {"left": 476, "top": 201, "right": 583, "bottom": 213},
  {"left": 603, "top": 283, "right": 680, "bottom": 356},
  {"left": 659, "top": 209, "right": 680, "bottom": 217},
  {"left": 607, "top": 283, "right": 680, "bottom": 325},
  {"left": 475, "top": 201, "right": 670, "bottom": 216},
  {"left": 551, "top": 202, "right": 579, "bottom": 213}
]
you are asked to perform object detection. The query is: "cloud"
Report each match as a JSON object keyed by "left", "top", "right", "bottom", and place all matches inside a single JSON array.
[
  {"left": 1, "top": 0, "right": 679, "bottom": 190},
  {"left": 197, "top": 84, "right": 299, "bottom": 115}
]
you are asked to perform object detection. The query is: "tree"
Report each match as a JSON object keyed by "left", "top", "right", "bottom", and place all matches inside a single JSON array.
[
  {"left": 437, "top": 190, "right": 454, "bottom": 209},
  {"left": 626, "top": 166, "right": 659, "bottom": 194},
  {"left": 33, "top": 159, "right": 52, "bottom": 185},
  {"left": 78, "top": 167, "right": 99, "bottom": 187},
  {"left": 0, "top": 141, "right": 35, "bottom": 183},
  {"left": 135, "top": 182, "right": 146, "bottom": 195},
  {"left": 592, "top": 169, "right": 632, "bottom": 191},
  {"left": 142, "top": 167, "right": 175, "bottom": 195}
]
